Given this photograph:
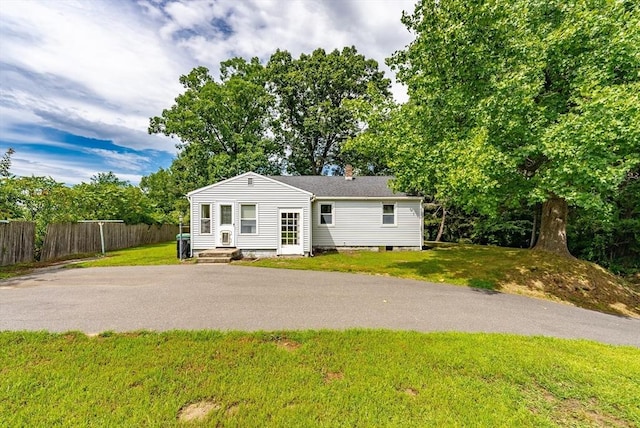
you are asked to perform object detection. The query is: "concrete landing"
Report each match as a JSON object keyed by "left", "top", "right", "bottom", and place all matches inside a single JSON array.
[{"left": 197, "top": 248, "right": 242, "bottom": 263}]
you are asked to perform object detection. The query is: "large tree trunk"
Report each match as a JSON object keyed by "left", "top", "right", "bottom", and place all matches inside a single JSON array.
[
  {"left": 435, "top": 206, "right": 446, "bottom": 242},
  {"left": 529, "top": 207, "right": 537, "bottom": 248},
  {"left": 533, "top": 196, "right": 572, "bottom": 257}
]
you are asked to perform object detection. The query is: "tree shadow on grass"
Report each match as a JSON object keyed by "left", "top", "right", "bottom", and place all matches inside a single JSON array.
[{"left": 387, "top": 258, "right": 501, "bottom": 292}]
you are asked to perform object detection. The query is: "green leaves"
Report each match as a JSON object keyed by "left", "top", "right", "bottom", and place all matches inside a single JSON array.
[
  {"left": 383, "top": 0, "right": 639, "bottom": 218},
  {"left": 267, "top": 47, "right": 392, "bottom": 175},
  {"left": 148, "top": 58, "right": 280, "bottom": 191}
]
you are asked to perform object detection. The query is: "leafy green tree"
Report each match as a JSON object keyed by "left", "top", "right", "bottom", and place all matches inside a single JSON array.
[
  {"left": 1, "top": 148, "right": 19, "bottom": 219},
  {"left": 1, "top": 147, "right": 14, "bottom": 178},
  {"left": 1, "top": 176, "right": 75, "bottom": 250},
  {"left": 90, "top": 171, "right": 129, "bottom": 186},
  {"left": 71, "top": 173, "right": 157, "bottom": 224},
  {"left": 380, "top": 0, "right": 640, "bottom": 256},
  {"left": 267, "top": 47, "right": 392, "bottom": 175},
  {"left": 149, "top": 58, "right": 281, "bottom": 191},
  {"left": 139, "top": 167, "right": 188, "bottom": 222}
]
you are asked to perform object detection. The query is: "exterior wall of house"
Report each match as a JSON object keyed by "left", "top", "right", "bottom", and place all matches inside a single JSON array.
[
  {"left": 189, "top": 173, "right": 312, "bottom": 255},
  {"left": 311, "top": 199, "right": 423, "bottom": 249}
]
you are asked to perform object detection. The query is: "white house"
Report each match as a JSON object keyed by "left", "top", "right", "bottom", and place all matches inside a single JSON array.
[{"left": 186, "top": 170, "right": 423, "bottom": 257}]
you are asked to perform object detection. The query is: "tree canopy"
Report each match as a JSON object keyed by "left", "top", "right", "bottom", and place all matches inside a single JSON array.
[
  {"left": 267, "top": 47, "right": 392, "bottom": 175},
  {"left": 149, "top": 58, "right": 280, "bottom": 192},
  {"left": 358, "top": 0, "right": 640, "bottom": 256}
]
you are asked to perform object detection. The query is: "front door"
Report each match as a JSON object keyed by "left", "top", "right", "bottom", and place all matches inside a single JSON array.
[
  {"left": 278, "top": 209, "right": 303, "bottom": 255},
  {"left": 217, "top": 202, "right": 234, "bottom": 247}
]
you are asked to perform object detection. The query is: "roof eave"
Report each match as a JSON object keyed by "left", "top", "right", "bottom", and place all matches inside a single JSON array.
[{"left": 313, "top": 196, "right": 422, "bottom": 200}]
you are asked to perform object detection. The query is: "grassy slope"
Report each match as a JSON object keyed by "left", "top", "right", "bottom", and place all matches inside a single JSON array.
[
  {"left": 1, "top": 331, "right": 638, "bottom": 427},
  {"left": 242, "top": 245, "right": 640, "bottom": 318}
]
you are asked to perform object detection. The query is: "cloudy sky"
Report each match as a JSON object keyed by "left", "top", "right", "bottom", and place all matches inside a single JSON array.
[{"left": 0, "top": 0, "right": 415, "bottom": 185}]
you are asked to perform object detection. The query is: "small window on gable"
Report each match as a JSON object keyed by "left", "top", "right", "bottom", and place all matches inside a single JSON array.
[
  {"left": 320, "top": 203, "right": 334, "bottom": 225},
  {"left": 382, "top": 203, "right": 396, "bottom": 226},
  {"left": 240, "top": 204, "right": 257, "bottom": 234},
  {"left": 248, "top": 177, "right": 253, "bottom": 186},
  {"left": 201, "top": 204, "right": 212, "bottom": 234}
]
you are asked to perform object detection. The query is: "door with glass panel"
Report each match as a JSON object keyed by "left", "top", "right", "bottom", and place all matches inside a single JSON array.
[
  {"left": 278, "top": 209, "right": 303, "bottom": 255},
  {"left": 216, "top": 202, "right": 234, "bottom": 247}
]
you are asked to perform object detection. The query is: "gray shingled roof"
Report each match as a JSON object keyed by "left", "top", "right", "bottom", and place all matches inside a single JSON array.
[{"left": 269, "top": 175, "right": 413, "bottom": 198}]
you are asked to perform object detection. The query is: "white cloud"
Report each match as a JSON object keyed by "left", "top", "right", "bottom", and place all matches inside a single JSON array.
[
  {"left": 9, "top": 151, "right": 145, "bottom": 186},
  {"left": 83, "top": 148, "right": 150, "bottom": 172},
  {"left": 0, "top": 0, "right": 415, "bottom": 183}
]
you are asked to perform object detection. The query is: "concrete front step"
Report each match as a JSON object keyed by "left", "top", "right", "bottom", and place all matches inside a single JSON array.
[
  {"left": 196, "top": 248, "right": 242, "bottom": 263},
  {"left": 197, "top": 257, "right": 234, "bottom": 264}
]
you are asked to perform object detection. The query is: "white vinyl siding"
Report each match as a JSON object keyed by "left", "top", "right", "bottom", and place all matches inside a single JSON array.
[
  {"left": 312, "top": 199, "right": 422, "bottom": 247},
  {"left": 189, "top": 173, "right": 311, "bottom": 254}
]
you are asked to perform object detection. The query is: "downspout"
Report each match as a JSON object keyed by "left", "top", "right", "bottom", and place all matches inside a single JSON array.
[
  {"left": 310, "top": 195, "right": 316, "bottom": 256},
  {"left": 186, "top": 194, "right": 192, "bottom": 258},
  {"left": 421, "top": 199, "right": 425, "bottom": 249}
]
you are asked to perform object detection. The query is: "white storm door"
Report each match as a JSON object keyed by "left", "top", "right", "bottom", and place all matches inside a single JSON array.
[
  {"left": 216, "top": 202, "right": 234, "bottom": 247},
  {"left": 278, "top": 209, "right": 303, "bottom": 255}
]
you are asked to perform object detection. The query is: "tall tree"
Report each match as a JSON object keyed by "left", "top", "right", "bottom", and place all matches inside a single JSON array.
[
  {"left": 148, "top": 58, "right": 281, "bottom": 191},
  {"left": 72, "top": 173, "right": 157, "bottom": 224},
  {"left": 0, "top": 147, "right": 15, "bottom": 178},
  {"left": 139, "top": 167, "right": 188, "bottom": 221},
  {"left": 268, "top": 47, "right": 392, "bottom": 175},
  {"left": 382, "top": 0, "right": 640, "bottom": 256}
]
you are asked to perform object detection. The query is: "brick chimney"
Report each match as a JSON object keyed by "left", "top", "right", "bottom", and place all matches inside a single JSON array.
[{"left": 345, "top": 164, "right": 353, "bottom": 180}]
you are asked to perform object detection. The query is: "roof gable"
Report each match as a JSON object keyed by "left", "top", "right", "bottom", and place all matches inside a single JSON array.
[{"left": 187, "top": 172, "right": 313, "bottom": 197}]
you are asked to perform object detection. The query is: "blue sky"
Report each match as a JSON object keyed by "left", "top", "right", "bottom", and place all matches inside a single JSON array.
[{"left": 0, "top": 0, "right": 414, "bottom": 185}]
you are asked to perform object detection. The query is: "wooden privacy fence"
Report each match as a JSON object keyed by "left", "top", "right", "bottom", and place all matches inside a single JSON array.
[
  {"left": 41, "top": 223, "right": 178, "bottom": 261},
  {"left": 0, "top": 221, "right": 35, "bottom": 266}
]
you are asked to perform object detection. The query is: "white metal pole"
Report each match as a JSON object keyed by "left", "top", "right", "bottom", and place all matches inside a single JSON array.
[
  {"left": 179, "top": 216, "right": 183, "bottom": 260},
  {"left": 99, "top": 221, "right": 105, "bottom": 255}
]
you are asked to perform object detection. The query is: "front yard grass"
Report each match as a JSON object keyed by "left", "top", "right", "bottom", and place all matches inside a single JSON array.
[
  {"left": 240, "top": 245, "right": 640, "bottom": 317},
  {"left": 1, "top": 330, "right": 638, "bottom": 427},
  {"left": 1, "top": 242, "right": 183, "bottom": 279},
  {"left": 69, "top": 241, "right": 188, "bottom": 268}
]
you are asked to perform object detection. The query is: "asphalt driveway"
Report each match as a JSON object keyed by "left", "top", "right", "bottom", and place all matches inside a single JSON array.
[{"left": 1, "top": 264, "right": 638, "bottom": 346}]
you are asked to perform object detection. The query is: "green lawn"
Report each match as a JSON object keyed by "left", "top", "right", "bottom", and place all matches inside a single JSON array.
[
  {"left": 69, "top": 241, "right": 186, "bottom": 268},
  {"left": 1, "top": 330, "right": 638, "bottom": 427},
  {"left": 0, "top": 242, "right": 184, "bottom": 279}
]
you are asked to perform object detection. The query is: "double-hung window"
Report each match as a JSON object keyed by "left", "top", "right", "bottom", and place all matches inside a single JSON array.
[
  {"left": 320, "top": 203, "right": 334, "bottom": 225},
  {"left": 200, "top": 204, "right": 212, "bottom": 234},
  {"left": 382, "top": 203, "right": 396, "bottom": 226},
  {"left": 240, "top": 204, "right": 257, "bottom": 234}
]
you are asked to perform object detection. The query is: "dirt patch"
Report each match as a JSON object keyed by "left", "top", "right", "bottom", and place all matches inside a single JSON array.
[
  {"left": 276, "top": 339, "right": 301, "bottom": 352},
  {"left": 225, "top": 403, "right": 240, "bottom": 417},
  {"left": 500, "top": 253, "right": 640, "bottom": 318},
  {"left": 324, "top": 371, "right": 344, "bottom": 383},
  {"left": 527, "top": 384, "right": 631, "bottom": 427},
  {"left": 177, "top": 400, "right": 220, "bottom": 422},
  {"left": 554, "top": 398, "right": 631, "bottom": 428},
  {"left": 402, "top": 387, "right": 418, "bottom": 397}
]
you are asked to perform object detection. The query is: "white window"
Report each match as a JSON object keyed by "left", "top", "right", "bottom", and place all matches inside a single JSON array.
[
  {"left": 240, "top": 204, "right": 257, "bottom": 234},
  {"left": 320, "top": 203, "right": 334, "bottom": 225},
  {"left": 220, "top": 205, "right": 232, "bottom": 225},
  {"left": 382, "top": 203, "right": 396, "bottom": 226},
  {"left": 200, "top": 204, "right": 212, "bottom": 234}
]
